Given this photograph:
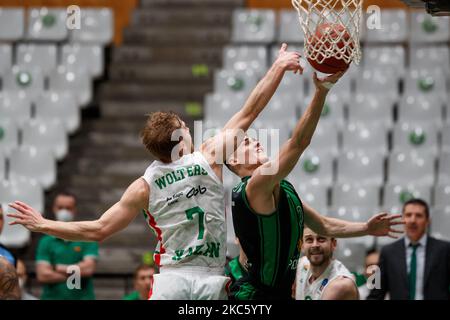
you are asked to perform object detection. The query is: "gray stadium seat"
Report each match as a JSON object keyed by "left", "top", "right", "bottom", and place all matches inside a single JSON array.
[
  {"left": 364, "top": 45, "right": 405, "bottom": 75},
  {"left": 308, "top": 122, "right": 339, "bottom": 156},
  {"left": 442, "top": 124, "right": 450, "bottom": 153},
  {"left": 61, "top": 44, "right": 104, "bottom": 78},
  {"left": 0, "top": 92, "right": 31, "bottom": 125},
  {"left": 0, "top": 119, "right": 19, "bottom": 154},
  {"left": 21, "top": 119, "right": 68, "bottom": 161},
  {"left": 404, "top": 69, "right": 447, "bottom": 100},
  {"left": 409, "top": 46, "right": 449, "bottom": 74},
  {"left": 203, "top": 92, "right": 246, "bottom": 125},
  {"left": 383, "top": 183, "right": 432, "bottom": 214},
  {"left": 16, "top": 44, "right": 58, "bottom": 75},
  {"left": 223, "top": 45, "right": 268, "bottom": 76},
  {"left": 0, "top": 44, "right": 12, "bottom": 75},
  {"left": 214, "top": 69, "right": 258, "bottom": 96},
  {"left": 9, "top": 146, "right": 56, "bottom": 190},
  {"left": 392, "top": 122, "right": 439, "bottom": 155},
  {"left": 231, "top": 9, "right": 276, "bottom": 44},
  {"left": 256, "top": 94, "right": 297, "bottom": 124},
  {"left": 0, "top": 177, "right": 44, "bottom": 214},
  {"left": 434, "top": 184, "right": 450, "bottom": 208},
  {"left": 364, "top": 9, "right": 408, "bottom": 43},
  {"left": 410, "top": 12, "right": 450, "bottom": 43},
  {"left": 27, "top": 7, "right": 68, "bottom": 41},
  {"left": 430, "top": 206, "right": 450, "bottom": 241},
  {"left": 347, "top": 93, "right": 395, "bottom": 128},
  {"left": 3, "top": 66, "right": 45, "bottom": 100},
  {"left": 305, "top": 92, "right": 345, "bottom": 129},
  {"left": 387, "top": 152, "right": 435, "bottom": 187},
  {"left": 35, "top": 91, "right": 80, "bottom": 134},
  {"left": 398, "top": 95, "right": 444, "bottom": 127},
  {"left": 330, "top": 183, "right": 379, "bottom": 219},
  {"left": 49, "top": 66, "right": 93, "bottom": 107},
  {"left": 0, "top": 8, "right": 24, "bottom": 41},
  {"left": 437, "top": 152, "right": 450, "bottom": 185},
  {"left": 272, "top": 70, "right": 305, "bottom": 101},
  {"left": 334, "top": 239, "right": 369, "bottom": 273},
  {"left": 342, "top": 122, "right": 388, "bottom": 155},
  {"left": 295, "top": 183, "right": 328, "bottom": 215},
  {"left": 278, "top": 9, "right": 304, "bottom": 43},
  {"left": 336, "top": 151, "right": 385, "bottom": 187},
  {"left": 0, "top": 153, "right": 5, "bottom": 180},
  {"left": 0, "top": 203, "right": 30, "bottom": 248},
  {"left": 355, "top": 69, "right": 399, "bottom": 100},
  {"left": 70, "top": 8, "right": 114, "bottom": 45},
  {"left": 290, "top": 150, "right": 334, "bottom": 187}
]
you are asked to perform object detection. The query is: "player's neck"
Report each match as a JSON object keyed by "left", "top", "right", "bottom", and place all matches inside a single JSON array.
[{"left": 309, "top": 259, "right": 332, "bottom": 283}]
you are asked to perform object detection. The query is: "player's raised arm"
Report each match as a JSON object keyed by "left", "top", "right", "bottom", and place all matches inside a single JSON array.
[
  {"left": 247, "top": 71, "right": 344, "bottom": 195},
  {"left": 7, "top": 178, "right": 149, "bottom": 242},
  {"left": 201, "top": 43, "right": 302, "bottom": 163}
]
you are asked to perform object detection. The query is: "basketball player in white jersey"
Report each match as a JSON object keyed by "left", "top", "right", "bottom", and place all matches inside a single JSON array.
[
  {"left": 7, "top": 44, "right": 303, "bottom": 300},
  {"left": 295, "top": 227, "right": 359, "bottom": 300}
]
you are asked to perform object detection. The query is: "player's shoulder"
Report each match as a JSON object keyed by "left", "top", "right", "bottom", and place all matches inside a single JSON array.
[{"left": 326, "top": 276, "right": 358, "bottom": 298}]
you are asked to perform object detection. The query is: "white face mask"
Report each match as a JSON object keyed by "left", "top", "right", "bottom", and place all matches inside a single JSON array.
[{"left": 55, "top": 209, "right": 74, "bottom": 222}]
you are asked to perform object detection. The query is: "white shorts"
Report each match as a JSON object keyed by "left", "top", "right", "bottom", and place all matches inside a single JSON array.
[{"left": 149, "top": 266, "right": 231, "bottom": 300}]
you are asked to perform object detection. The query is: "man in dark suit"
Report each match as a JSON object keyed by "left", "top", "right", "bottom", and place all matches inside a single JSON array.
[{"left": 368, "top": 199, "right": 450, "bottom": 300}]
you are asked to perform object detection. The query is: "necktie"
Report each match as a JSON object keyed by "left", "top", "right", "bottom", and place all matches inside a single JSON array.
[{"left": 408, "top": 243, "right": 419, "bottom": 300}]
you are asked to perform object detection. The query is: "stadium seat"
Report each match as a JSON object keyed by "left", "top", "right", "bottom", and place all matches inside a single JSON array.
[
  {"left": 3, "top": 66, "right": 45, "bottom": 100},
  {"left": 70, "top": 8, "right": 114, "bottom": 45},
  {"left": 364, "top": 9, "right": 408, "bottom": 43},
  {"left": 0, "top": 44, "right": 12, "bottom": 75},
  {"left": 442, "top": 124, "right": 450, "bottom": 153},
  {"left": 272, "top": 69, "right": 306, "bottom": 101},
  {"left": 330, "top": 184, "right": 380, "bottom": 218},
  {"left": 308, "top": 92, "right": 345, "bottom": 130},
  {"left": 342, "top": 122, "right": 388, "bottom": 155},
  {"left": 392, "top": 122, "right": 439, "bottom": 155},
  {"left": 214, "top": 69, "right": 258, "bottom": 96},
  {"left": 410, "top": 12, "right": 450, "bottom": 43},
  {"left": 49, "top": 66, "right": 93, "bottom": 107},
  {"left": 16, "top": 44, "right": 58, "bottom": 75},
  {"left": 21, "top": 119, "right": 68, "bottom": 161},
  {"left": 295, "top": 183, "right": 328, "bottom": 214},
  {"left": 61, "top": 44, "right": 104, "bottom": 78},
  {"left": 430, "top": 206, "right": 450, "bottom": 241},
  {"left": 0, "top": 8, "right": 24, "bottom": 41},
  {"left": 0, "top": 92, "right": 31, "bottom": 125},
  {"left": 434, "top": 184, "right": 450, "bottom": 208},
  {"left": 223, "top": 45, "right": 268, "bottom": 76},
  {"left": 363, "top": 45, "right": 405, "bottom": 75},
  {"left": 0, "top": 153, "right": 5, "bottom": 180},
  {"left": 336, "top": 151, "right": 385, "bottom": 187},
  {"left": 0, "top": 177, "right": 44, "bottom": 213},
  {"left": 256, "top": 94, "right": 297, "bottom": 124},
  {"left": 289, "top": 150, "right": 334, "bottom": 187},
  {"left": 278, "top": 9, "right": 304, "bottom": 43},
  {"left": 9, "top": 146, "right": 56, "bottom": 190},
  {"left": 355, "top": 69, "right": 399, "bottom": 100},
  {"left": 0, "top": 203, "right": 30, "bottom": 248},
  {"left": 308, "top": 122, "right": 339, "bottom": 156},
  {"left": 398, "top": 95, "right": 444, "bottom": 127},
  {"left": 27, "top": 7, "right": 68, "bottom": 41},
  {"left": 249, "top": 120, "right": 291, "bottom": 155},
  {"left": 404, "top": 69, "right": 447, "bottom": 100},
  {"left": 409, "top": 46, "right": 449, "bottom": 74},
  {"left": 334, "top": 239, "right": 369, "bottom": 273},
  {"left": 347, "top": 93, "right": 395, "bottom": 128},
  {"left": 0, "top": 119, "right": 19, "bottom": 154},
  {"left": 231, "top": 9, "right": 276, "bottom": 44},
  {"left": 387, "top": 152, "right": 435, "bottom": 187},
  {"left": 383, "top": 183, "right": 432, "bottom": 214},
  {"left": 437, "top": 152, "right": 450, "bottom": 185},
  {"left": 203, "top": 92, "right": 246, "bottom": 125},
  {"left": 35, "top": 91, "right": 80, "bottom": 134}
]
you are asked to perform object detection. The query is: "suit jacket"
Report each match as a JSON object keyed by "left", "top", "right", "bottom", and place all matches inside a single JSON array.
[{"left": 367, "top": 236, "right": 450, "bottom": 300}]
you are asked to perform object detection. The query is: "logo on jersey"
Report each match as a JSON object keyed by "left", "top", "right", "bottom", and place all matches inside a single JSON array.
[
  {"left": 154, "top": 165, "right": 208, "bottom": 190},
  {"left": 172, "top": 242, "right": 221, "bottom": 261},
  {"left": 166, "top": 191, "right": 184, "bottom": 206},
  {"left": 319, "top": 278, "right": 329, "bottom": 292},
  {"left": 186, "top": 185, "right": 207, "bottom": 199}
]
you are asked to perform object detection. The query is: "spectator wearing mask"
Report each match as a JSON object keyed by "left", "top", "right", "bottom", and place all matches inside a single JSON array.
[
  {"left": 368, "top": 199, "right": 450, "bottom": 300},
  {"left": 35, "top": 191, "right": 99, "bottom": 300},
  {"left": 123, "top": 264, "right": 156, "bottom": 300},
  {"left": 16, "top": 259, "right": 38, "bottom": 300}
]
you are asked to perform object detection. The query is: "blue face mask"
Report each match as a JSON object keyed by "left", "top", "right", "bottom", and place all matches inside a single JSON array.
[{"left": 55, "top": 209, "right": 74, "bottom": 222}]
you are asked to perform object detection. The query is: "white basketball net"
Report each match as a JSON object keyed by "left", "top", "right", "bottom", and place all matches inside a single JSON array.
[{"left": 292, "top": 0, "right": 363, "bottom": 65}]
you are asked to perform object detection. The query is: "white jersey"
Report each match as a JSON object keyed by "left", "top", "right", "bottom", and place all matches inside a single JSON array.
[
  {"left": 295, "top": 256, "right": 356, "bottom": 300},
  {"left": 142, "top": 151, "right": 226, "bottom": 270}
]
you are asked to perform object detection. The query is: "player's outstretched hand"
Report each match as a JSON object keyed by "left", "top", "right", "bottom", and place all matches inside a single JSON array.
[
  {"left": 313, "top": 70, "right": 346, "bottom": 92},
  {"left": 7, "top": 201, "right": 47, "bottom": 233},
  {"left": 366, "top": 213, "right": 405, "bottom": 238},
  {"left": 276, "top": 43, "right": 303, "bottom": 75}
]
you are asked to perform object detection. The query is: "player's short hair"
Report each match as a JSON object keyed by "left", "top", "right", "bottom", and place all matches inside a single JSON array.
[
  {"left": 141, "top": 111, "right": 183, "bottom": 163},
  {"left": 402, "top": 198, "right": 430, "bottom": 219}
]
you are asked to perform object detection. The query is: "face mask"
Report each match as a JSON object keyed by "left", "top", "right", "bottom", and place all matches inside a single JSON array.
[{"left": 55, "top": 209, "right": 74, "bottom": 222}]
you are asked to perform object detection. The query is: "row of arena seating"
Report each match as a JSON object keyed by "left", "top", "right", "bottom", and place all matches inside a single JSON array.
[{"left": 0, "top": 7, "right": 113, "bottom": 248}]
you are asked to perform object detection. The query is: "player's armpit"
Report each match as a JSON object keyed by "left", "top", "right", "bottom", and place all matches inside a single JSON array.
[{"left": 321, "top": 277, "right": 359, "bottom": 300}]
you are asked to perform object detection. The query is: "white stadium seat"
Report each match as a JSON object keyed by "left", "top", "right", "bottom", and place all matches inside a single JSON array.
[
  {"left": 296, "top": 183, "right": 328, "bottom": 215},
  {"left": 0, "top": 153, "right": 5, "bottom": 180},
  {"left": 289, "top": 150, "right": 334, "bottom": 187},
  {"left": 387, "top": 152, "right": 435, "bottom": 187},
  {"left": 308, "top": 122, "right": 339, "bottom": 156},
  {"left": 392, "top": 122, "right": 439, "bottom": 156},
  {"left": 214, "top": 69, "right": 258, "bottom": 96},
  {"left": 0, "top": 203, "right": 30, "bottom": 248},
  {"left": 203, "top": 92, "right": 246, "bottom": 125},
  {"left": 0, "top": 92, "right": 31, "bottom": 125},
  {"left": 404, "top": 69, "right": 447, "bottom": 100},
  {"left": 3, "top": 66, "right": 45, "bottom": 101},
  {"left": 442, "top": 124, "right": 450, "bottom": 153},
  {"left": 409, "top": 46, "right": 449, "bottom": 74},
  {"left": 223, "top": 45, "right": 268, "bottom": 76},
  {"left": 430, "top": 206, "right": 450, "bottom": 241},
  {"left": 398, "top": 95, "right": 444, "bottom": 127},
  {"left": 336, "top": 151, "right": 385, "bottom": 187},
  {"left": 410, "top": 12, "right": 450, "bottom": 43},
  {"left": 342, "top": 122, "right": 388, "bottom": 155},
  {"left": 348, "top": 93, "right": 395, "bottom": 128},
  {"left": 364, "top": 45, "right": 405, "bottom": 75},
  {"left": 231, "top": 9, "right": 276, "bottom": 44},
  {"left": 49, "top": 66, "right": 93, "bottom": 107},
  {"left": 70, "top": 8, "right": 114, "bottom": 45},
  {"left": 437, "top": 152, "right": 450, "bottom": 185},
  {"left": 434, "top": 184, "right": 450, "bottom": 208},
  {"left": 0, "top": 44, "right": 12, "bottom": 75},
  {"left": 16, "top": 44, "right": 58, "bottom": 75},
  {"left": 27, "top": 7, "right": 68, "bottom": 41},
  {"left": 0, "top": 119, "right": 19, "bottom": 154},
  {"left": 0, "top": 8, "right": 24, "bottom": 41},
  {"left": 364, "top": 9, "right": 408, "bottom": 43},
  {"left": 278, "top": 9, "right": 304, "bottom": 43},
  {"left": 61, "top": 44, "right": 104, "bottom": 78},
  {"left": 0, "top": 177, "right": 44, "bottom": 213},
  {"left": 330, "top": 184, "right": 380, "bottom": 220},
  {"left": 383, "top": 183, "right": 432, "bottom": 214},
  {"left": 355, "top": 69, "right": 399, "bottom": 100}
]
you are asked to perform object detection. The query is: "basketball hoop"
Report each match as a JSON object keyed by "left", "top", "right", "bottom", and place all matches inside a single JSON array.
[{"left": 292, "top": 0, "right": 363, "bottom": 66}]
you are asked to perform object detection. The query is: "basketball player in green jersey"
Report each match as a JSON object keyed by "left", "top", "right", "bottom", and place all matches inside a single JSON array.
[{"left": 225, "top": 71, "right": 405, "bottom": 300}]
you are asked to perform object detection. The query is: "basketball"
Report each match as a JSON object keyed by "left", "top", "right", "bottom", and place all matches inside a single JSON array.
[{"left": 307, "top": 23, "right": 353, "bottom": 74}]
